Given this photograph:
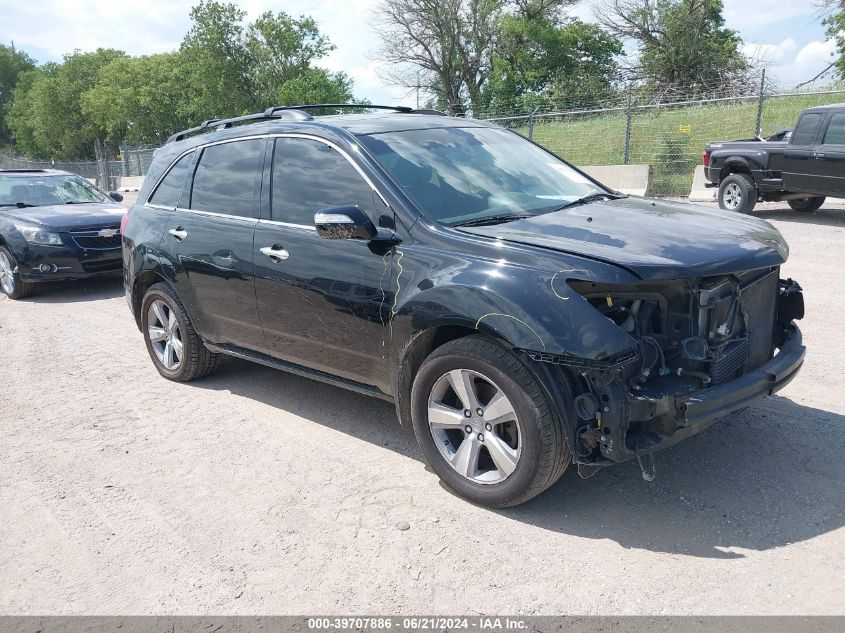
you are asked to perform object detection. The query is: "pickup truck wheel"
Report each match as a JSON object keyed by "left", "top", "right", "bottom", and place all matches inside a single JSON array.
[
  {"left": 141, "top": 283, "right": 218, "bottom": 382},
  {"left": 788, "top": 197, "right": 825, "bottom": 212},
  {"left": 718, "top": 173, "right": 758, "bottom": 214},
  {"left": 411, "top": 335, "right": 570, "bottom": 508}
]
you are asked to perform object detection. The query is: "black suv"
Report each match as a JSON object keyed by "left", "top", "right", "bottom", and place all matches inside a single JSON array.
[{"left": 123, "top": 105, "right": 806, "bottom": 507}]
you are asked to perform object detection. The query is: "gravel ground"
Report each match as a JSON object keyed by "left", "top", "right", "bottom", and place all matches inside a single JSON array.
[{"left": 1, "top": 201, "right": 843, "bottom": 615}]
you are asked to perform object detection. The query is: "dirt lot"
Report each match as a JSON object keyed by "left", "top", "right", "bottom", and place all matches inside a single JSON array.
[{"left": 1, "top": 202, "right": 844, "bottom": 615}]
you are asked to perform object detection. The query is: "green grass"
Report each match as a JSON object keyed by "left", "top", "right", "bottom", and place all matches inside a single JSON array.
[{"left": 506, "top": 91, "right": 845, "bottom": 196}]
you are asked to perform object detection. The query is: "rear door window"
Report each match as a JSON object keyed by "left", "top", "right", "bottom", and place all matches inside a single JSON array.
[
  {"left": 189, "top": 139, "right": 265, "bottom": 218},
  {"left": 790, "top": 113, "right": 823, "bottom": 146},
  {"left": 270, "top": 137, "right": 376, "bottom": 225},
  {"left": 822, "top": 113, "right": 845, "bottom": 145},
  {"left": 148, "top": 151, "right": 194, "bottom": 207}
]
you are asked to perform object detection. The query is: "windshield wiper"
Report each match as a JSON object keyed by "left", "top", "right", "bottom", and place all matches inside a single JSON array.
[
  {"left": 453, "top": 213, "right": 535, "bottom": 228},
  {"left": 556, "top": 192, "right": 626, "bottom": 210},
  {"left": 14, "top": 202, "right": 37, "bottom": 208}
]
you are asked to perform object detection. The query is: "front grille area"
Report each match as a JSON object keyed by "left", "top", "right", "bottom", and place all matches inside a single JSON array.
[
  {"left": 70, "top": 226, "right": 121, "bottom": 250},
  {"left": 80, "top": 258, "right": 121, "bottom": 273},
  {"left": 740, "top": 268, "right": 779, "bottom": 371}
]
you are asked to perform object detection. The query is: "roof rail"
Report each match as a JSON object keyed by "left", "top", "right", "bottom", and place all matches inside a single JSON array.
[{"left": 166, "top": 103, "right": 433, "bottom": 144}]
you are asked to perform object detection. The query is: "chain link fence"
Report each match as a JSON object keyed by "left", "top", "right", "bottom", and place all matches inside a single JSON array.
[
  {"left": 478, "top": 81, "right": 845, "bottom": 196},
  {"left": 3, "top": 79, "right": 845, "bottom": 198},
  {"left": 0, "top": 144, "right": 157, "bottom": 190}
]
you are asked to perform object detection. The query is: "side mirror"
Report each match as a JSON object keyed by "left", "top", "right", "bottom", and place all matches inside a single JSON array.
[
  {"left": 109, "top": 191, "right": 124, "bottom": 202},
  {"left": 314, "top": 205, "right": 377, "bottom": 241}
]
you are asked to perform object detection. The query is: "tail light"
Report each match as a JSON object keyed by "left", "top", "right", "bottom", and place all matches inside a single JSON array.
[{"left": 702, "top": 150, "right": 710, "bottom": 167}]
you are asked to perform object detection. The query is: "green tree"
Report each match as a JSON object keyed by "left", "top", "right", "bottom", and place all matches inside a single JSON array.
[
  {"left": 822, "top": 1, "right": 845, "bottom": 80},
  {"left": 0, "top": 43, "right": 36, "bottom": 146},
  {"left": 485, "top": 14, "right": 622, "bottom": 112},
  {"left": 7, "top": 49, "right": 125, "bottom": 158},
  {"left": 180, "top": 1, "right": 352, "bottom": 118},
  {"left": 81, "top": 53, "right": 194, "bottom": 146},
  {"left": 596, "top": 0, "right": 751, "bottom": 93}
]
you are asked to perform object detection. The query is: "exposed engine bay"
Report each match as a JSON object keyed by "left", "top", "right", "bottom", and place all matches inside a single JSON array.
[{"left": 566, "top": 267, "right": 803, "bottom": 466}]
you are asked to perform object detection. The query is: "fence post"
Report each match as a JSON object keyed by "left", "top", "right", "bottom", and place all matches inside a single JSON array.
[
  {"left": 623, "top": 98, "right": 634, "bottom": 165},
  {"left": 527, "top": 107, "right": 539, "bottom": 140},
  {"left": 755, "top": 68, "right": 767, "bottom": 138},
  {"left": 120, "top": 144, "right": 128, "bottom": 177}
]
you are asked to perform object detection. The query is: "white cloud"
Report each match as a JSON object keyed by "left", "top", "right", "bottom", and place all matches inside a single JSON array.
[
  {"left": 755, "top": 38, "right": 838, "bottom": 86},
  {"left": 0, "top": 0, "right": 406, "bottom": 104}
]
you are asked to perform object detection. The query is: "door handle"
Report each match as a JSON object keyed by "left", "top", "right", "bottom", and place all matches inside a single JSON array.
[
  {"left": 260, "top": 246, "right": 290, "bottom": 261},
  {"left": 168, "top": 227, "right": 188, "bottom": 240}
]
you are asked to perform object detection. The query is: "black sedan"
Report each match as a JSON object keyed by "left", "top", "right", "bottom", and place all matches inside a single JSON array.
[{"left": 0, "top": 169, "right": 127, "bottom": 299}]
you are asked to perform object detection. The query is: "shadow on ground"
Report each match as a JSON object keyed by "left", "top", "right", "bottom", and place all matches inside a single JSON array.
[
  {"left": 196, "top": 357, "right": 845, "bottom": 559},
  {"left": 19, "top": 276, "right": 123, "bottom": 303},
  {"left": 753, "top": 206, "right": 845, "bottom": 228}
]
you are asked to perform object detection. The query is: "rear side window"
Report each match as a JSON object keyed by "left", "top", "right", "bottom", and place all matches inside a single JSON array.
[
  {"left": 189, "top": 139, "right": 264, "bottom": 218},
  {"left": 823, "top": 113, "right": 845, "bottom": 145},
  {"left": 148, "top": 152, "right": 194, "bottom": 207},
  {"left": 270, "top": 138, "right": 375, "bottom": 225},
  {"left": 790, "top": 113, "right": 823, "bottom": 146}
]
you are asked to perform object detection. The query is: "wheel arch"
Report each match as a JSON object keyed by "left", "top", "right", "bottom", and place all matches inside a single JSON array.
[
  {"left": 132, "top": 270, "right": 171, "bottom": 330},
  {"left": 393, "top": 323, "right": 514, "bottom": 430},
  {"left": 719, "top": 160, "right": 753, "bottom": 181}
]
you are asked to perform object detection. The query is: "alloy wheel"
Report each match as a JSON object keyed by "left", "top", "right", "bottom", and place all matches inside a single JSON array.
[
  {"left": 0, "top": 251, "right": 15, "bottom": 295},
  {"left": 147, "top": 299, "right": 183, "bottom": 371},
  {"left": 427, "top": 368, "right": 522, "bottom": 484},
  {"left": 723, "top": 183, "right": 742, "bottom": 210}
]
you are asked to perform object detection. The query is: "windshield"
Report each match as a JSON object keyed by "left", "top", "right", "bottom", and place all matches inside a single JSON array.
[
  {"left": 357, "top": 126, "right": 604, "bottom": 226},
  {"left": 0, "top": 174, "right": 112, "bottom": 207}
]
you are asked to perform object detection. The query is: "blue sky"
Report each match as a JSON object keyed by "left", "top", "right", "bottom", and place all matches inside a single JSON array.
[{"left": 0, "top": 0, "right": 837, "bottom": 105}]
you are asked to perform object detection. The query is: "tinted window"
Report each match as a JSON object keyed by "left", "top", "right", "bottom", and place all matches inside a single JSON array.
[
  {"left": 823, "top": 113, "right": 845, "bottom": 145},
  {"left": 791, "top": 113, "right": 823, "bottom": 146},
  {"left": 148, "top": 152, "right": 193, "bottom": 207},
  {"left": 0, "top": 174, "right": 111, "bottom": 206},
  {"left": 358, "top": 126, "right": 599, "bottom": 226},
  {"left": 271, "top": 138, "right": 375, "bottom": 225},
  {"left": 190, "top": 140, "right": 264, "bottom": 217}
]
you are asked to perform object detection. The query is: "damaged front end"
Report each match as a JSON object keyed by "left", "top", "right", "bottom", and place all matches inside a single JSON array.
[{"left": 542, "top": 267, "right": 806, "bottom": 466}]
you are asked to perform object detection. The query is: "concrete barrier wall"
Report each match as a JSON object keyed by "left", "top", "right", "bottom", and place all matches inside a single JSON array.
[
  {"left": 580, "top": 164, "right": 652, "bottom": 197},
  {"left": 688, "top": 165, "right": 716, "bottom": 202}
]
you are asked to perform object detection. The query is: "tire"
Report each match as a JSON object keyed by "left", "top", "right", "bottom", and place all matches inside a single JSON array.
[
  {"left": 0, "top": 245, "right": 34, "bottom": 300},
  {"left": 788, "top": 196, "right": 825, "bottom": 212},
  {"left": 141, "top": 282, "right": 218, "bottom": 382},
  {"left": 410, "top": 335, "right": 571, "bottom": 508},
  {"left": 718, "top": 173, "right": 758, "bottom": 214}
]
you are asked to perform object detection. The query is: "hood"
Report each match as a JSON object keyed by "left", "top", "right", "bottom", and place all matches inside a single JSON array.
[
  {"left": 0, "top": 203, "right": 127, "bottom": 231},
  {"left": 459, "top": 197, "right": 788, "bottom": 280}
]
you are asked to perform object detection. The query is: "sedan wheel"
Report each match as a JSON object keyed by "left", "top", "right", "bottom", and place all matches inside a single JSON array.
[
  {"left": 0, "top": 246, "right": 33, "bottom": 299},
  {"left": 0, "top": 250, "right": 15, "bottom": 295},
  {"left": 146, "top": 299, "right": 183, "bottom": 371},
  {"left": 428, "top": 368, "right": 522, "bottom": 484}
]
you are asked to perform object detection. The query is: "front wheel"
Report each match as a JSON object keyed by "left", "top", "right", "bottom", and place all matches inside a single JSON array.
[
  {"left": 0, "top": 246, "right": 34, "bottom": 300},
  {"left": 788, "top": 197, "right": 825, "bottom": 212},
  {"left": 718, "top": 173, "right": 758, "bottom": 214},
  {"left": 410, "top": 335, "right": 570, "bottom": 508}
]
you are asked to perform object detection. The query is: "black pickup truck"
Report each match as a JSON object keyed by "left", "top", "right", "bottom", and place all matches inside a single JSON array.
[{"left": 704, "top": 103, "right": 845, "bottom": 213}]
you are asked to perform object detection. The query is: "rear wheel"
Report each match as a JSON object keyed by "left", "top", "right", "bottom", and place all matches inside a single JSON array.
[
  {"left": 788, "top": 196, "right": 825, "bottom": 212},
  {"left": 0, "top": 246, "right": 34, "bottom": 300},
  {"left": 411, "top": 335, "right": 570, "bottom": 508},
  {"left": 141, "top": 283, "right": 218, "bottom": 382},
  {"left": 718, "top": 173, "right": 758, "bottom": 214}
]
